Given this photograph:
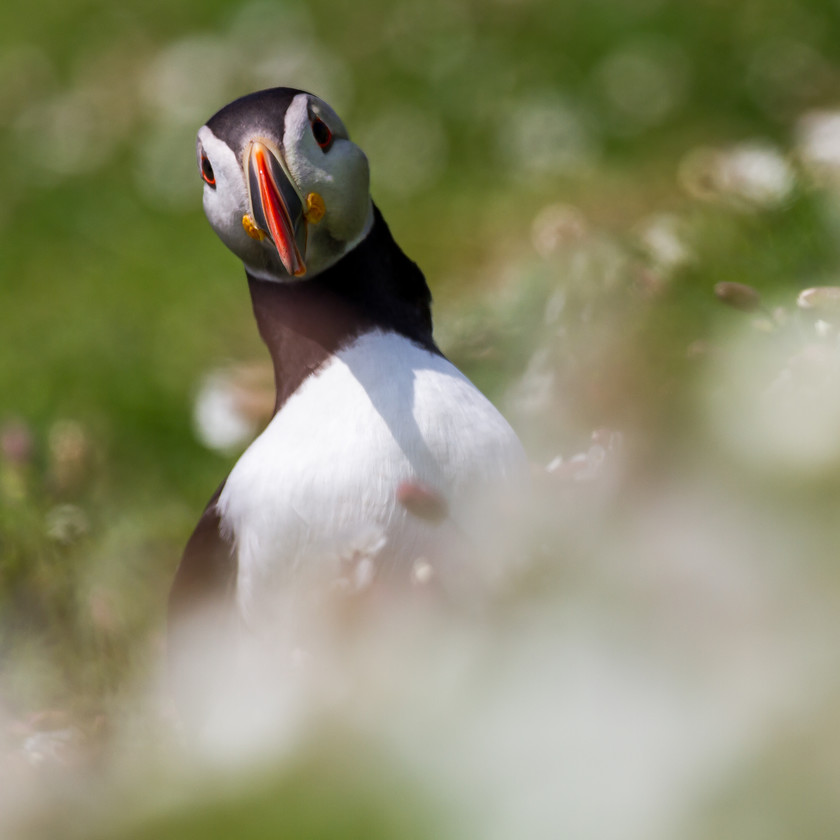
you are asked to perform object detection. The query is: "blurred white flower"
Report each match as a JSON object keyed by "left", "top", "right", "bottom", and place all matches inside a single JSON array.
[
  {"left": 22, "top": 728, "right": 84, "bottom": 767},
  {"left": 234, "top": 1, "right": 353, "bottom": 117},
  {"left": 248, "top": 47, "right": 354, "bottom": 116},
  {"left": 795, "top": 109, "right": 840, "bottom": 186},
  {"left": 706, "top": 322, "right": 840, "bottom": 476},
  {"left": 531, "top": 203, "right": 588, "bottom": 258},
  {"left": 46, "top": 504, "right": 89, "bottom": 544},
  {"left": 716, "top": 144, "right": 795, "bottom": 207},
  {"left": 797, "top": 285, "right": 840, "bottom": 323},
  {"left": 140, "top": 35, "right": 241, "bottom": 126},
  {"left": 14, "top": 85, "right": 121, "bottom": 178},
  {"left": 544, "top": 429, "right": 622, "bottom": 483},
  {"left": 635, "top": 213, "right": 692, "bottom": 272},
  {"left": 498, "top": 94, "right": 598, "bottom": 179},
  {"left": 596, "top": 40, "right": 690, "bottom": 133},
  {"left": 330, "top": 526, "right": 387, "bottom": 591},
  {"left": 679, "top": 142, "right": 795, "bottom": 209},
  {"left": 194, "top": 377, "right": 253, "bottom": 452},
  {"left": 411, "top": 558, "right": 435, "bottom": 586},
  {"left": 510, "top": 346, "right": 556, "bottom": 417},
  {"left": 193, "top": 363, "right": 274, "bottom": 453}
]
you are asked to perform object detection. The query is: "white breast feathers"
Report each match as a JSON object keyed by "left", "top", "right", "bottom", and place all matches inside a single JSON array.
[{"left": 217, "top": 330, "right": 528, "bottom": 626}]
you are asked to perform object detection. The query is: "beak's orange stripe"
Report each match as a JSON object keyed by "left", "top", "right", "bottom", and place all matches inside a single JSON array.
[{"left": 253, "top": 146, "right": 306, "bottom": 277}]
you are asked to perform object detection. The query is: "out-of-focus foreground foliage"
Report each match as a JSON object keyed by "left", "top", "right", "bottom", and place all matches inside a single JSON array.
[{"left": 3, "top": 0, "right": 840, "bottom": 837}]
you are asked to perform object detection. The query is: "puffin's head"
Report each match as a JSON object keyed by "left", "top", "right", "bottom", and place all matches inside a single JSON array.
[{"left": 196, "top": 88, "right": 373, "bottom": 281}]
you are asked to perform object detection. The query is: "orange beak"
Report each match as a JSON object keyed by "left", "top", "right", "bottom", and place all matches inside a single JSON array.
[{"left": 246, "top": 141, "right": 306, "bottom": 277}]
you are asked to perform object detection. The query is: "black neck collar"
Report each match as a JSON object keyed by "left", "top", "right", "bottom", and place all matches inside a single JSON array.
[{"left": 246, "top": 204, "right": 440, "bottom": 413}]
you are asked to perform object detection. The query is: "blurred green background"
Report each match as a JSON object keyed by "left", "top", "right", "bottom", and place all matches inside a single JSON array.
[{"left": 4, "top": 0, "right": 840, "bottom": 837}]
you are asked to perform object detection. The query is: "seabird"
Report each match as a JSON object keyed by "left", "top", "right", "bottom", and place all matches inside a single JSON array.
[{"left": 168, "top": 88, "right": 527, "bottom": 716}]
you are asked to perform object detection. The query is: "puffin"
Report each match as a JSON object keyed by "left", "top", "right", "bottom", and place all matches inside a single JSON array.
[{"left": 167, "top": 88, "right": 527, "bottom": 714}]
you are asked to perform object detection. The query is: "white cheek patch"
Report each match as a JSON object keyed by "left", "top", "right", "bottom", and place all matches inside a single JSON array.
[
  {"left": 197, "top": 126, "right": 253, "bottom": 254},
  {"left": 281, "top": 94, "right": 350, "bottom": 179},
  {"left": 281, "top": 95, "right": 371, "bottom": 252}
]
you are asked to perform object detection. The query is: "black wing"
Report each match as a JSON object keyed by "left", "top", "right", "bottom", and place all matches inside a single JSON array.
[{"left": 167, "top": 482, "right": 238, "bottom": 726}]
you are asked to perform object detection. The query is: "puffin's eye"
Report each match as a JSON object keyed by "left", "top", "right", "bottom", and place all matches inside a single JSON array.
[
  {"left": 311, "top": 117, "right": 333, "bottom": 151},
  {"left": 200, "top": 152, "right": 216, "bottom": 187}
]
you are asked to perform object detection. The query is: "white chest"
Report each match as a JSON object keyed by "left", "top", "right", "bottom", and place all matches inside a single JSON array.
[{"left": 216, "top": 330, "right": 526, "bottom": 620}]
